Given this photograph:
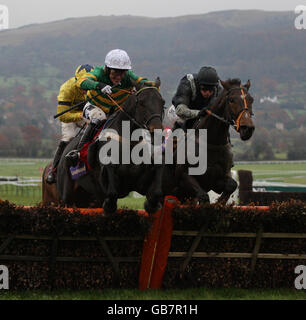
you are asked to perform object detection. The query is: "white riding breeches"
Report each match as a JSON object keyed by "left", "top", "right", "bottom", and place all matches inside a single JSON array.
[{"left": 61, "top": 120, "right": 86, "bottom": 142}]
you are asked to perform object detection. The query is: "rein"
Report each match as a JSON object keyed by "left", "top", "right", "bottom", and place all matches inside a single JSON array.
[
  {"left": 106, "top": 86, "right": 162, "bottom": 130},
  {"left": 200, "top": 86, "right": 250, "bottom": 131}
]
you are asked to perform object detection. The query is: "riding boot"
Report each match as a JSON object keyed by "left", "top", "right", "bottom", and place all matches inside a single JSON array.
[
  {"left": 65, "top": 119, "right": 103, "bottom": 166},
  {"left": 46, "top": 141, "right": 68, "bottom": 184}
]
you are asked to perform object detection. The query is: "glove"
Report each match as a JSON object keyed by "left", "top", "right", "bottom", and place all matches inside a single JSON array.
[
  {"left": 176, "top": 104, "right": 199, "bottom": 119},
  {"left": 96, "top": 83, "right": 112, "bottom": 95},
  {"left": 101, "top": 85, "right": 112, "bottom": 95},
  {"left": 198, "top": 108, "right": 209, "bottom": 117}
]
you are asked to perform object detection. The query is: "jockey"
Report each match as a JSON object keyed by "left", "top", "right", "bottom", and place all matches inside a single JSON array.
[
  {"left": 168, "top": 66, "right": 220, "bottom": 129},
  {"left": 46, "top": 64, "right": 94, "bottom": 184},
  {"left": 65, "top": 49, "right": 154, "bottom": 166}
]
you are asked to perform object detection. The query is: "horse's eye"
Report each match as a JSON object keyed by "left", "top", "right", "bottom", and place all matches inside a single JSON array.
[{"left": 229, "top": 98, "right": 234, "bottom": 103}]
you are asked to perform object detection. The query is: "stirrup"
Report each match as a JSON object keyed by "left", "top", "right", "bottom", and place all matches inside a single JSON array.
[{"left": 65, "top": 150, "right": 80, "bottom": 166}]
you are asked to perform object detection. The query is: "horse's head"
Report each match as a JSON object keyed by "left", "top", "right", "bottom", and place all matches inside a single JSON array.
[
  {"left": 132, "top": 77, "right": 165, "bottom": 133},
  {"left": 220, "top": 78, "right": 255, "bottom": 141}
]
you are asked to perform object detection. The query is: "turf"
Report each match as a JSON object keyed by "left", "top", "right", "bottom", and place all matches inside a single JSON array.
[{"left": 0, "top": 288, "right": 306, "bottom": 300}]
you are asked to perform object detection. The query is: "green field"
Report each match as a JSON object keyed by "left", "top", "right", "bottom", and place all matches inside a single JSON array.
[
  {"left": 0, "top": 158, "right": 306, "bottom": 206},
  {"left": 0, "top": 158, "right": 49, "bottom": 177},
  {"left": 233, "top": 162, "right": 306, "bottom": 185}
]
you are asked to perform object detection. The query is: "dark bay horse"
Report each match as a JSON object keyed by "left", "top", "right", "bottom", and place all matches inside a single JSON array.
[
  {"left": 56, "top": 78, "right": 165, "bottom": 212},
  {"left": 42, "top": 162, "right": 59, "bottom": 205},
  {"left": 162, "top": 78, "right": 255, "bottom": 204}
]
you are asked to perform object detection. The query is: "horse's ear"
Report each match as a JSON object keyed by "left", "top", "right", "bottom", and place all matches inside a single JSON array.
[
  {"left": 244, "top": 79, "right": 251, "bottom": 91},
  {"left": 220, "top": 79, "right": 231, "bottom": 90},
  {"left": 130, "top": 78, "right": 142, "bottom": 91},
  {"left": 142, "top": 77, "right": 161, "bottom": 89},
  {"left": 154, "top": 77, "right": 161, "bottom": 89}
]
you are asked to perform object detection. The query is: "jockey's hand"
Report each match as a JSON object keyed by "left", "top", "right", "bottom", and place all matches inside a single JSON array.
[
  {"left": 101, "top": 85, "right": 112, "bottom": 95},
  {"left": 198, "top": 108, "right": 208, "bottom": 117},
  {"left": 101, "top": 85, "right": 113, "bottom": 95},
  {"left": 96, "top": 83, "right": 113, "bottom": 95}
]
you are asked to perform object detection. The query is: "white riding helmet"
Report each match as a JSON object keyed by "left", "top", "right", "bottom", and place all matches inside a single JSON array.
[{"left": 105, "top": 49, "right": 132, "bottom": 70}]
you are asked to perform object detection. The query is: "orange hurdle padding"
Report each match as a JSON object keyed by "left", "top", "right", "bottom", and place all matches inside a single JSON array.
[
  {"left": 234, "top": 206, "right": 270, "bottom": 211},
  {"left": 139, "top": 196, "right": 178, "bottom": 290},
  {"left": 22, "top": 206, "right": 147, "bottom": 216}
]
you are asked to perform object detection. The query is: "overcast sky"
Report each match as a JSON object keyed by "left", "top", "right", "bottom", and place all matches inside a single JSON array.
[{"left": 1, "top": 0, "right": 300, "bottom": 29}]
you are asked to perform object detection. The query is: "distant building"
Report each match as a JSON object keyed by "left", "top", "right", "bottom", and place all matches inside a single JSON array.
[
  {"left": 260, "top": 96, "right": 279, "bottom": 104},
  {"left": 275, "top": 122, "right": 284, "bottom": 130}
]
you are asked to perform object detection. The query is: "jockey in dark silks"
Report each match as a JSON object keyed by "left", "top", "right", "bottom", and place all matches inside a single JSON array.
[
  {"left": 169, "top": 66, "right": 221, "bottom": 130},
  {"left": 168, "top": 66, "right": 234, "bottom": 174}
]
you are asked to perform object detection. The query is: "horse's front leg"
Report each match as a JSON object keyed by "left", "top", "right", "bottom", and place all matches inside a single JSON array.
[
  {"left": 103, "top": 164, "right": 118, "bottom": 214},
  {"left": 144, "top": 164, "right": 164, "bottom": 214},
  {"left": 216, "top": 176, "right": 238, "bottom": 204},
  {"left": 178, "top": 165, "right": 210, "bottom": 204}
]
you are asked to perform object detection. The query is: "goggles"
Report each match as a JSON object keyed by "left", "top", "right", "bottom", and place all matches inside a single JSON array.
[{"left": 200, "top": 85, "right": 215, "bottom": 92}]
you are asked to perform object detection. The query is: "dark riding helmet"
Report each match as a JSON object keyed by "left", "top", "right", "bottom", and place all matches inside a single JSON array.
[
  {"left": 197, "top": 66, "right": 219, "bottom": 87},
  {"left": 75, "top": 64, "right": 94, "bottom": 80}
]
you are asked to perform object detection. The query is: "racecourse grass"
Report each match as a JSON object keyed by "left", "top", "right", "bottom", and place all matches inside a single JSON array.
[
  {"left": 1, "top": 159, "right": 306, "bottom": 206},
  {"left": 233, "top": 162, "right": 306, "bottom": 185},
  {"left": 1, "top": 288, "right": 306, "bottom": 300}
]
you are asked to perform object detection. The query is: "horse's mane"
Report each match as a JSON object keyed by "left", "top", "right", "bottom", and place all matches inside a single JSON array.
[
  {"left": 210, "top": 78, "right": 242, "bottom": 111},
  {"left": 225, "top": 78, "right": 241, "bottom": 86}
]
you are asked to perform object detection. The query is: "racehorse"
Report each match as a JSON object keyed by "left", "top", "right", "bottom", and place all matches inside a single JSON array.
[
  {"left": 42, "top": 162, "right": 59, "bottom": 205},
  {"left": 162, "top": 78, "right": 255, "bottom": 204},
  {"left": 56, "top": 78, "right": 165, "bottom": 213}
]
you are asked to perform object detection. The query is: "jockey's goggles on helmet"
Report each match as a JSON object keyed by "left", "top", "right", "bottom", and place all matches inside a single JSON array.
[
  {"left": 110, "top": 68, "right": 127, "bottom": 75},
  {"left": 200, "top": 85, "right": 215, "bottom": 92}
]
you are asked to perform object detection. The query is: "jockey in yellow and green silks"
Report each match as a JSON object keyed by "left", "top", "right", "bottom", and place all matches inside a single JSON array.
[
  {"left": 65, "top": 49, "right": 155, "bottom": 166},
  {"left": 46, "top": 64, "right": 94, "bottom": 184}
]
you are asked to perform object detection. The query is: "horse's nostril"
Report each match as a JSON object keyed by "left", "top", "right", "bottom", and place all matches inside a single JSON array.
[{"left": 240, "top": 126, "right": 255, "bottom": 140}]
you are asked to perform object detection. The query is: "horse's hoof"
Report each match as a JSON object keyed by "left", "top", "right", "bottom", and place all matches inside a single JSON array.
[
  {"left": 144, "top": 200, "right": 162, "bottom": 214},
  {"left": 103, "top": 198, "right": 117, "bottom": 214}
]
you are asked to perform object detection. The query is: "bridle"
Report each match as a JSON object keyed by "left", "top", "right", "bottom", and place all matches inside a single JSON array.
[
  {"left": 201, "top": 85, "right": 252, "bottom": 132},
  {"left": 225, "top": 86, "right": 251, "bottom": 132},
  {"left": 106, "top": 86, "right": 163, "bottom": 131}
]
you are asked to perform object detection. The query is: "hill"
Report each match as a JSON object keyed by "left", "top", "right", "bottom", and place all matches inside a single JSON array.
[{"left": 0, "top": 10, "right": 305, "bottom": 158}]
